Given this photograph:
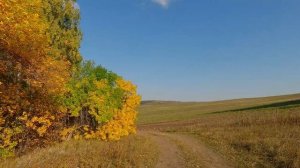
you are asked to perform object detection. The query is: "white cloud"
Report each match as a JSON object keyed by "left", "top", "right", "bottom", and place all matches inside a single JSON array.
[
  {"left": 73, "top": 2, "right": 80, "bottom": 10},
  {"left": 152, "top": 0, "right": 171, "bottom": 8}
]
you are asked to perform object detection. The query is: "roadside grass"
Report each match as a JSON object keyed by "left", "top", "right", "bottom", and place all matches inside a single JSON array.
[
  {"left": 138, "top": 94, "right": 300, "bottom": 124},
  {"left": 156, "top": 106, "right": 300, "bottom": 168},
  {"left": 0, "top": 135, "right": 158, "bottom": 168}
]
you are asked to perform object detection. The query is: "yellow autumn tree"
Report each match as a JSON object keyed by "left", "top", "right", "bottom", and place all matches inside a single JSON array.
[
  {"left": 0, "top": 0, "right": 141, "bottom": 158},
  {"left": 0, "top": 0, "right": 81, "bottom": 157}
]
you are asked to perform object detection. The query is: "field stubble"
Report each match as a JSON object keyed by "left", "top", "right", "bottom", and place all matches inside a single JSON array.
[{"left": 148, "top": 106, "right": 300, "bottom": 168}]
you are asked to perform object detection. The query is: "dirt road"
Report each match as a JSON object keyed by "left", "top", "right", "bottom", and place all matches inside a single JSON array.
[{"left": 138, "top": 131, "right": 233, "bottom": 168}]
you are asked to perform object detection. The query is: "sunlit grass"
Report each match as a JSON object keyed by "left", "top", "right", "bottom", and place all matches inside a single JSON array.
[
  {"left": 0, "top": 135, "right": 158, "bottom": 168},
  {"left": 142, "top": 101, "right": 300, "bottom": 167}
]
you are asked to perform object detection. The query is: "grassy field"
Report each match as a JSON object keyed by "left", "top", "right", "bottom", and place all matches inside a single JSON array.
[
  {"left": 138, "top": 93, "right": 300, "bottom": 124},
  {"left": 139, "top": 94, "right": 300, "bottom": 168}
]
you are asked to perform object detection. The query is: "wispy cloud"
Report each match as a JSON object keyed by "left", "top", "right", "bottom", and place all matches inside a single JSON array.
[
  {"left": 152, "top": 0, "right": 171, "bottom": 8},
  {"left": 73, "top": 2, "right": 80, "bottom": 10}
]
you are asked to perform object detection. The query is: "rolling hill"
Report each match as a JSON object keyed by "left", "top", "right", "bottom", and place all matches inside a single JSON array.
[{"left": 138, "top": 93, "right": 300, "bottom": 124}]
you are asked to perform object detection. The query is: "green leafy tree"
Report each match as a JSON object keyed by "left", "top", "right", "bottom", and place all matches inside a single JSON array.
[
  {"left": 62, "top": 61, "right": 124, "bottom": 128},
  {"left": 43, "top": 0, "right": 82, "bottom": 65}
]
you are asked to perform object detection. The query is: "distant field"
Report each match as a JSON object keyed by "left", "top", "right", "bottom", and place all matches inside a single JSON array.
[{"left": 138, "top": 93, "right": 300, "bottom": 124}]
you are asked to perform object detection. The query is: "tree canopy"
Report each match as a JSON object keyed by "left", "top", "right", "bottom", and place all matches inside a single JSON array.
[{"left": 0, "top": 0, "right": 140, "bottom": 157}]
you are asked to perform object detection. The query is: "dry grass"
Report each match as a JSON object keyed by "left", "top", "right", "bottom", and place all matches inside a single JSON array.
[
  {"left": 139, "top": 94, "right": 300, "bottom": 167},
  {"left": 161, "top": 107, "right": 300, "bottom": 168},
  {"left": 0, "top": 135, "right": 158, "bottom": 168}
]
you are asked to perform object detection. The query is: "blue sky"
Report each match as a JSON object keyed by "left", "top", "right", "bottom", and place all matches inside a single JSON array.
[{"left": 77, "top": 0, "right": 300, "bottom": 101}]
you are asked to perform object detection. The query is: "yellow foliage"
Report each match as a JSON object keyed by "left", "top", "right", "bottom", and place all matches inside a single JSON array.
[
  {"left": 60, "top": 127, "right": 76, "bottom": 140},
  {"left": 25, "top": 116, "right": 53, "bottom": 137},
  {"left": 97, "top": 110, "right": 138, "bottom": 141},
  {"left": 96, "top": 78, "right": 141, "bottom": 141},
  {"left": 94, "top": 80, "right": 108, "bottom": 89},
  {"left": 36, "top": 56, "right": 70, "bottom": 95},
  {"left": 0, "top": 0, "right": 48, "bottom": 61},
  {"left": 0, "top": 127, "right": 22, "bottom": 157},
  {"left": 0, "top": 0, "right": 70, "bottom": 95}
]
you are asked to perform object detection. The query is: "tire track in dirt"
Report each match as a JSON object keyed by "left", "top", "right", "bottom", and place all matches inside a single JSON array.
[
  {"left": 139, "top": 131, "right": 233, "bottom": 168},
  {"left": 166, "top": 133, "right": 233, "bottom": 168},
  {"left": 140, "top": 131, "right": 185, "bottom": 168}
]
